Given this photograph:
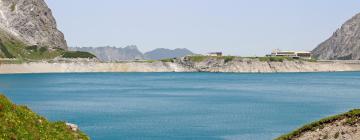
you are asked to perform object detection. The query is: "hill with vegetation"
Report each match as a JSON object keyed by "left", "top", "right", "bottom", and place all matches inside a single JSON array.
[
  {"left": 0, "top": 94, "right": 89, "bottom": 140},
  {"left": 0, "top": 0, "right": 95, "bottom": 62},
  {"left": 276, "top": 109, "right": 360, "bottom": 140}
]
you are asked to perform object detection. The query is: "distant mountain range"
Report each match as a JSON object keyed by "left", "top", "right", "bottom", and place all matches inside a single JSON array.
[
  {"left": 70, "top": 46, "right": 194, "bottom": 62},
  {"left": 313, "top": 13, "right": 360, "bottom": 60},
  {"left": 144, "top": 48, "right": 194, "bottom": 60}
]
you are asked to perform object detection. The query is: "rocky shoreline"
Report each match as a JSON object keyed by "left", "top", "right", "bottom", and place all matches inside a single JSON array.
[{"left": 1, "top": 58, "right": 360, "bottom": 74}]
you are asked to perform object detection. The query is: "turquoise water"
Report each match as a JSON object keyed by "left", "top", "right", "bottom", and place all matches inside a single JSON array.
[{"left": 1, "top": 72, "right": 360, "bottom": 140}]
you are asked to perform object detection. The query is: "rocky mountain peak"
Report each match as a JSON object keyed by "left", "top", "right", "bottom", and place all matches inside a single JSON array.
[
  {"left": 313, "top": 13, "right": 360, "bottom": 60},
  {"left": 0, "top": 0, "right": 67, "bottom": 49}
]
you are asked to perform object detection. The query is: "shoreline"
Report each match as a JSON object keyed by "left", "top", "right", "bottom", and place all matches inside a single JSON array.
[{"left": 1, "top": 59, "right": 360, "bottom": 74}]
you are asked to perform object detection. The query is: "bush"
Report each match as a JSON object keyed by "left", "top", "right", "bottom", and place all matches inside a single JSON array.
[
  {"left": 160, "top": 58, "right": 175, "bottom": 63},
  {"left": 223, "top": 56, "right": 235, "bottom": 63},
  {"left": 62, "top": 51, "right": 96, "bottom": 59}
]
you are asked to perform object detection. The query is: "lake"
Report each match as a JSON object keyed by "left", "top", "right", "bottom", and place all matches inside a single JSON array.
[{"left": 0, "top": 72, "right": 360, "bottom": 140}]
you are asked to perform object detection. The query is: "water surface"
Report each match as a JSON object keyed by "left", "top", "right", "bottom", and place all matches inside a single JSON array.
[{"left": 0, "top": 72, "right": 360, "bottom": 140}]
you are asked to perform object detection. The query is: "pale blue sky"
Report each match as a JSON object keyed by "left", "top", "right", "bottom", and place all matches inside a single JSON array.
[{"left": 45, "top": 0, "right": 360, "bottom": 56}]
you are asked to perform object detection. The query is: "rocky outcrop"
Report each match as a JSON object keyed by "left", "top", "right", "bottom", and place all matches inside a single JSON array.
[
  {"left": 144, "top": 48, "right": 194, "bottom": 60},
  {"left": 313, "top": 13, "right": 360, "bottom": 60},
  {"left": 0, "top": 0, "right": 67, "bottom": 49},
  {"left": 70, "top": 46, "right": 144, "bottom": 62}
]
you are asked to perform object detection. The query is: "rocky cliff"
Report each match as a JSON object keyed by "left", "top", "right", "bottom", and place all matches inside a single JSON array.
[
  {"left": 0, "top": 0, "right": 67, "bottom": 49},
  {"left": 313, "top": 13, "right": 360, "bottom": 60}
]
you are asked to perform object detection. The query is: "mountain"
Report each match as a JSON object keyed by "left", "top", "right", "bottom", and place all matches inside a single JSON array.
[
  {"left": 0, "top": 0, "right": 71, "bottom": 60},
  {"left": 0, "top": 0, "right": 67, "bottom": 49},
  {"left": 313, "top": 13, "right": 360, "bottom": 60},
  {"left": 70, "top": 46, "right": 144, "bottom": 62},
  {"left": 70, "top": 47, "right": 195, "bottom": 62},
  {"left": 144, "top": 48, "right": 194, "bottom": 60}
]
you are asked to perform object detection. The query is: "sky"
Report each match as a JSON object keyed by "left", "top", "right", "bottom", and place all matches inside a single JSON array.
[{"left": 45, "top": 0, "right": 360, "bottom": 56}]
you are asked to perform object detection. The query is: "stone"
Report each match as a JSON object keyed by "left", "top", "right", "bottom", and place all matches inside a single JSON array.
[{"left": 313, "top": 13, "right": 360, "bottom": 60}]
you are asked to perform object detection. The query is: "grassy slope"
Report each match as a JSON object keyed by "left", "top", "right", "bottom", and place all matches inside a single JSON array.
[
  {"left": 276, "top": 109, "right": 360, "bottom": 140},
  {"left": 0, "top": 30, "right": 65, "bottom": 62},
  {"left": 0, "top": 30, "right": 96, "bottom": 62},
  {"left": 0, "top": 94, "right": 89, "bottom": 140}
]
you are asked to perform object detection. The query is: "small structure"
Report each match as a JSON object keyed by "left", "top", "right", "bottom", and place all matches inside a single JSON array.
[
  {"left": 270, "top": 49, "right": 312, "bottom": 59},
  {"left": 66, "top": 123, "right": 79, "bottom": 132},
  {"left": 208, "top": 52, "right": 223, "bottom": 57}
]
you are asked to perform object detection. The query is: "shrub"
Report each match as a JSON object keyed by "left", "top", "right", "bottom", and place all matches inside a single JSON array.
[
  {"left": 223, "top": 56, "right": 235, "bottom": 63},
  {"left": 62, "top": 51, "right": 96, "bottom": 59},
  {"left": 160, "top": 58, "right": 175, "bottom": 63},
  {"left": 39, "top": 47, "right": 48, "bottom": 54},
  {"left": 25, "top": 45, "right": 39, "bottom": 51}
]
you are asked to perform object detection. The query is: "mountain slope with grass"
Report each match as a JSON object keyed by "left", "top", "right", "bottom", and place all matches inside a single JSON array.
[
  {"left": 0, "top": 0, "right": 95, "bottom": 61},
  {"left": 276, "top": 109, "right": 360, "bottom": 140},
  {"left": 0, "top": 0, "right": 67, "bottom": 49},
  {"left": 0, "top": 94, "right": 89, "bottom": 140}
]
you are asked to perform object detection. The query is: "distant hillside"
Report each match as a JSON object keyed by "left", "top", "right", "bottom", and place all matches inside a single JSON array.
[
  {"left": 0, "top": 94, "right": 89, "bottom": 140},
  {"left": 313, "top": 13, "right": 360, "bottom": 60},
  {"left": 70, "top": 47, "right": 195, "bottom": 62},
  {"left": 144, "top": 48, "right": 194, "bottom": 60},
  {"left": 70, "top": 46, "right": 144, "bottom": 62}
]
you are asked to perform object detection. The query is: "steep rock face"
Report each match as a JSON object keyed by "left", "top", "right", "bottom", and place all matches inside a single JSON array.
[
  {"left": 70, "top": 46, "right": 145, "bottom": 62},
  {"left": 313, "top": 13, "right": 360, "bottom": 60},
  {"left": 144, "top": 48, "right": 194, "bottom": 60},
  {"left": 0, "top": 0, "right": 67, "bottom": 50}
]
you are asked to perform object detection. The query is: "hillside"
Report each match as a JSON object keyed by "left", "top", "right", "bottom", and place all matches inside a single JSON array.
[
  {"left": 313, "top": 13, "right": 360, "bottom": 60},
  {"left": 0, "top": 0, "right": 96, "bottom": 61},
  {"left": 144, "top": 48, "right": 194, "bottom": 60},
  {"left": 0, "top": 94, "right": 89, "bottom": 140},
  {"left": 0, "top": 0, "right": 67, "bottom": 49},
  {"left": 276, "top": 109, "right": 360, "bottom": 140},
  {"left": 70, "top": 47, "right": 195, "bottom": 62},
  {"left": 70, "top": 46, "right": 144, "bottom": 62}
]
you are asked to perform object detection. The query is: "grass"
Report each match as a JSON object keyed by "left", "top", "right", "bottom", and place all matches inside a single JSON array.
[
  {"left": 0, "top": 94, "right": 89, "bottom": 140},
  {"left": 186, "top": 55, "right": 237, "bottom": 63},
  {"left": 258, "top": 56, "right": 294, "bottom": 62},
  {"left": 62, "top": 51, "right": 96, "bottom": 59},
  {"left": 0, "top": 31, "right": 64, "bottom": 62},
  {"left": 1, "top": 30, "right": 96, "bottom": 63},
  {"left": 276, "top": 109, "right": 360, "bottom": 140}
]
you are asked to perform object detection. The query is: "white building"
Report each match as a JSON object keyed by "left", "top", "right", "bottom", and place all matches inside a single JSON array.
[{"left": 270, "top": 49, "right": 312, "bottom": 59}]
